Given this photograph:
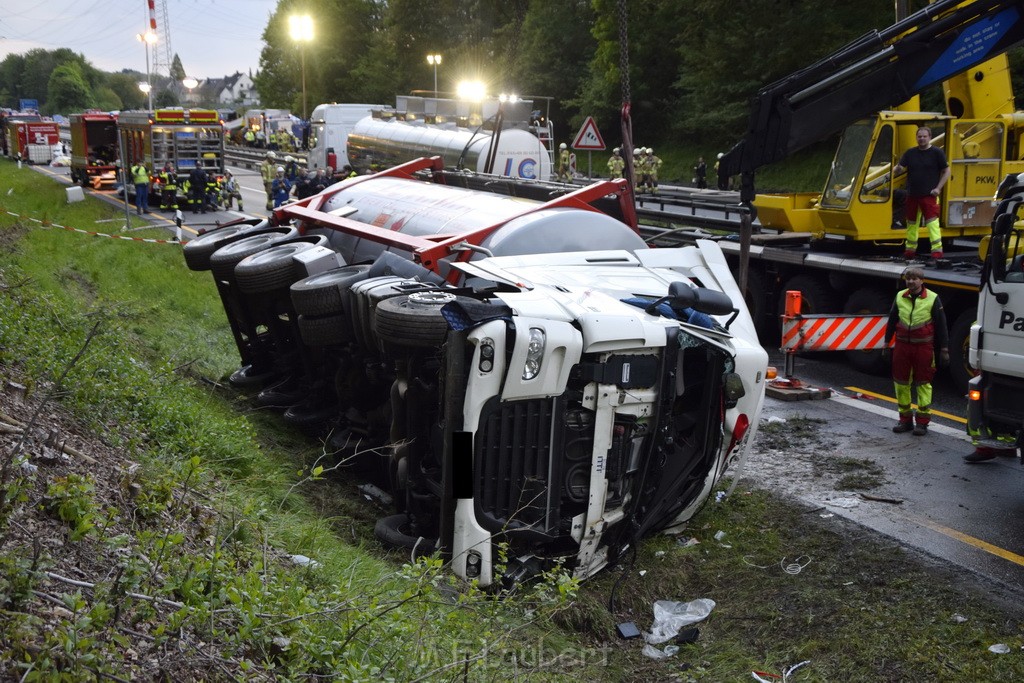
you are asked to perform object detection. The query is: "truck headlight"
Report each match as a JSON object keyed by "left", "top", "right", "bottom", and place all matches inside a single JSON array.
[{"left": 522, "top": 328, "right": 545, "bottom": 380}]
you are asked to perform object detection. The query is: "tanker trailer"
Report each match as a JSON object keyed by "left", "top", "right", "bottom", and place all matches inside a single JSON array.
[
  {"left": 346, "top": 115, "right": 552, "bottom": 180},
  {"left": 187, "top": 158, "right": 769, "bottom": 587}
]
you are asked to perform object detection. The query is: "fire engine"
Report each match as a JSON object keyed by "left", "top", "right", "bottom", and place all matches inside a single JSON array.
[{"left": 69, "top": 111, "right": 119, "bottom": 188}]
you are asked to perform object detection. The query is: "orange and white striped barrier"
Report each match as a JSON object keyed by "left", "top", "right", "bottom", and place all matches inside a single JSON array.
[{"left": 777, "top": 290, "right": 890, "bottom": 380}]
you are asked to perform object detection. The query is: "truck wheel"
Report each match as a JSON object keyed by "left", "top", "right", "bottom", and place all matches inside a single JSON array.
[
  {"left": 290, "top": 264, "right": 372, "bottom": 316},
  {"left": 374, "top": 514, "right": 437, "bottom": 557},
  {"left": 297, "top": 313, "right": 352, "bottom": 347},
  {"left": 842, "top": 288, "right": 890, "bottom": 375},
  {"left": 208, "top": 229, "right": 296, "bottom": 282},
  {"left": 948, "top": 309, "right": 977, "bottom": 394},
  {"left": 234, "top": 241, "right": 322, "bottom": 294},
  {"left": 777, "top": 275, "right": 839, "bottom": 316},
  {"left": 182, "top": 222, "right": 276, "bottom": 271},
  {"left": 375, "top": 292, "right": 457, "bottom": 351}
]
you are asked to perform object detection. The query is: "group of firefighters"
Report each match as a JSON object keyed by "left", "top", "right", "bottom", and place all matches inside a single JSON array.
[
  {"left": 604, "top": 146, "right": 663, "bottom": 193},
  {"left": 131, "top": 164, "right": 243, "bottom": 214},
  {"left": 241, "top": 126, "right": 302, "bottom": 152},
  {"left": 555, "top": 143, "right": 662, "bottom": 193}
]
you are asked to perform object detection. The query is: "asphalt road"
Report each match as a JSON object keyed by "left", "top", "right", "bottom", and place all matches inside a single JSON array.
[
  {"left": 750, "top": 348, "right": 1024, "bottom": 603},
  {"left": 29, "top": 161, "right": 1024, "bottom": 600}
]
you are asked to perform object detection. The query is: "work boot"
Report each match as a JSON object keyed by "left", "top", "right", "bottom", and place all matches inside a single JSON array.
[
  {"left": 964, "top": 447, "right": 997, "bottom": 463},
  {"left": 913, "top": 424, "right": 928, "bottom": 436},
  {"left": 893, "top": 421, "right": 914, "bottom": 433}
]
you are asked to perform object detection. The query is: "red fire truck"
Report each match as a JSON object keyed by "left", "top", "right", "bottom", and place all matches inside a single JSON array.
[
  {"left": 69, "top": 111, "right": 119, "bottom": 187},
  {"left": 3, "top": 119, "right": 59, "bottom": 163}
]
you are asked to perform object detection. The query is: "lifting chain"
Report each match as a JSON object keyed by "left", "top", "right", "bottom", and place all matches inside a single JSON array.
[{"left": 617, "top": 0, "right": 635, "bottom": 192}]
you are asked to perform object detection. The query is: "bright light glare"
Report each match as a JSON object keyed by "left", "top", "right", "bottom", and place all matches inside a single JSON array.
[
  {"left": 289, "top": 15, "right": 314, "bottom": 42},
  {"left": 456, "top": 81, "right": 486, "bottom": 102},
  {"left": 498, "top": 93, "right": 519, "bottom": 103},
  {"left": 182, "top": 77, "right": 199, "bottom": 90},
  {"left": 138, "top": 82, "right": 151, "bottom": 93},
  {"left": 427, "top": 53, "right": 442, "bottom": 65},
  {"left": 137, "top": 31, "right": 157, "bottom": 44}
]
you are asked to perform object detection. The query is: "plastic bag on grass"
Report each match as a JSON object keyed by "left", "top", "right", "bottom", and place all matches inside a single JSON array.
[{"left": 644, "top": 598, "right": 716, "bottom": 644}]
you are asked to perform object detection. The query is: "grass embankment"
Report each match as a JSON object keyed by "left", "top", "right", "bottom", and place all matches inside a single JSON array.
[{"left": 1, "top": 162, "right": 1023, "bottom": 681}]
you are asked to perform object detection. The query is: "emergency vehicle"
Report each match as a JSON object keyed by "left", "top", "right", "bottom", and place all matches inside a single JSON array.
[
  {"left": 3, "top": 119, "right": 59, "bottom": 163},
  {"left": 117, "top": 108, "right": 226, "bottom": 205},
  {"left": 69, "top": 111, "right": 119, "bottom": 187}
]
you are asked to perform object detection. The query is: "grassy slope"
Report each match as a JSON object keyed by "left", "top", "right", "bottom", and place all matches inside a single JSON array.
[{"left": 2, "top": 162, "right": 1024, "bottom": 681}]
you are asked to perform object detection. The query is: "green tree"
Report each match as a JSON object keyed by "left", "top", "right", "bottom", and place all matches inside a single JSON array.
[
  {"left": 0, "top": 53, "right": 27, "bottom": 109},
  {"left": 46, "top": 63, "right": 92, "bottom": 114},
  {"left": 107, "top": 72, "right": 147, "bottom": 111},
  {"left": 170, "top": 54, "right": 187, "bottom": 82}
]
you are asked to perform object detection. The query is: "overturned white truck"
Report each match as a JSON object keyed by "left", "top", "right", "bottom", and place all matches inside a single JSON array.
[{"left": 183, "top": 158, "right": 770, "bottom": 587}]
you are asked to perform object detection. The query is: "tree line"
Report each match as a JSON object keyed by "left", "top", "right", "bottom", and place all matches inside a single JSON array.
[{"left": 6, "top": 0, "right": 1024, "bottom": 154}]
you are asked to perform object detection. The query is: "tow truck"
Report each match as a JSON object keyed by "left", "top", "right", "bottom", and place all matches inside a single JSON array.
[
  {"left": 182, "top": 157, "right": 770, "bottom": 587},
  {"left": 694, "top": 0, "right": 1024, "bottom": 390}
]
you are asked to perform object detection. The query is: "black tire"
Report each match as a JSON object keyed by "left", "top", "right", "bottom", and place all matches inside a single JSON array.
[
  {"left": 297, "top": 313, "right": 353, "bottom": 347},
  {"left": 182, "top": 221, "right": 271, "bottom": 271},
  {"left": 208, "top": 229, "right": 295, "bottom": 282},
  {"left": 948, "top": 309, "right": 977, "bottom": 394},
  {"left": 234, "top": 242, "right": 318, "bottom": 294},
  {"left": 375, "top": 292, "right": 456, "bottom": 350},
  {"left": 842, "top": 288, "right": 891, "bottom": 375},
  {"left": 374, "top": 514, "right": 437, "bottom": 555},
  {"left": 290, "top": 264, "right": 373, "bottom": 316},
  {"left": 777, "top": 274, "right": 840, "bottom": 316}
]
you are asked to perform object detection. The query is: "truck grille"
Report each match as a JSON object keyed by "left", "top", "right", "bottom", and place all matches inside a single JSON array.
[{"left": 474, "top": 398, "right": 562, "bottom": 539}]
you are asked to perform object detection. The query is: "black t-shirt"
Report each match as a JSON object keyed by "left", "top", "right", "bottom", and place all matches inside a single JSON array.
[{"left": 898, "top": 146, "right": 948, "bottom": 197}]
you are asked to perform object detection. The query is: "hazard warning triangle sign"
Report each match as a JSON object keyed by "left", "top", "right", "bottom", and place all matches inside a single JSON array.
[{"left": 572, "top": 116, "right": 605, "bottom": 150}]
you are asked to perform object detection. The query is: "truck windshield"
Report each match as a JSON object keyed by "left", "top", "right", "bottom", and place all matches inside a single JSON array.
[{"left": 821, "top": 121, "right": 875, "bottom": 209}]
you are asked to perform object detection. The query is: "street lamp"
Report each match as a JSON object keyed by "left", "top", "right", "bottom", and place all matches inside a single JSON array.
[
  {"left": 288, "top": 15, "right": 314, "bottom": 120},
  {"left": 427, "top": 54, "right": 442, "bottom": 98},
  {"left": 136, "top": 30, "right": 157, "bottom": 110},
  {"left": 182, "top": 77, "right": 198, "bottom": 105}
]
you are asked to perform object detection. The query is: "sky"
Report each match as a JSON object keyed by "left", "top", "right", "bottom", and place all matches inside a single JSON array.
[{"left": 0, "top": 0, "right": 280, "bottom": 79}]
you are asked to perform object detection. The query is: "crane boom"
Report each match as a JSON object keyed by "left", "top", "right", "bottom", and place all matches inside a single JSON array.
[{"left": 719, "top": 0, "right": 1024, "bottom": 201}]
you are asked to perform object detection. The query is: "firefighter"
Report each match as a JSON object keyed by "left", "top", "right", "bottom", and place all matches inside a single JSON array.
[
  {"left": 260, "top": 152, "right": 277, "bottom": 210},
  {"left": 883, "top": 266, "right": 949, "bottom": 435},
  {"left": 894, "top": 125, "right": 950, "bottom": 260},
  {"left": 222, "top": 170, "right": 243, "bottom": 211},
  {"left": 189, "top": 165, "right": 209, "bottom": 214},
  {"left": 130, "top": 160, "right": 150, "bottom": 214},
  {"left": 204, "top": 174, "right": 221, "bottom": 211},
  {"left": 271, "top": 166, "right": 292, "bottom": 208},
  {"left": 646, "top": 148, "right": 663, "bottom": 194},
  {"left": 283, "top": 155, "right": 299, "bottom": 183},
  {"left": 607, "top": 147, "right": 624, "bottom": 179},
  {"left": 635, "top": 147, "right": 651, "bottom": 193},
  {"left": 556, "top": 143, "right": 571, "bottom": 181},
  {"left": 243, "top": 128, "right": 256, "bottom": 147},
  {"left": 159, "top": 164, "right": 177, "bottom": 211}
]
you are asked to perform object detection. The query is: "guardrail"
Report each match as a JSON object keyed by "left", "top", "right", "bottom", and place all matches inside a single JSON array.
[{"left": 224, "top": 144, "right": 308, "bottom": 171}]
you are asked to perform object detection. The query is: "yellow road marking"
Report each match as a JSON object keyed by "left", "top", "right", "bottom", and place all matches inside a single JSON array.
[
  {"left": 845, "top": 386, "right": 966, "bottom": 424},
  {"left": 908, "top": 514, "right": 1024, "bottom": 567}
]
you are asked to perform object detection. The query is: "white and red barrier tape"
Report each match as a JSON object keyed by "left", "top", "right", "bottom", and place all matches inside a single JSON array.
[{"left": 2, "top": 209, "right": 181, "bottom": 246}]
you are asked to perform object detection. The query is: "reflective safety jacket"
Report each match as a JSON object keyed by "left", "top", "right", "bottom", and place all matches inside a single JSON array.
[
  {"left": 159, "top": 171, "right": 176, "bottom": 191},
  {"left": 131, "top": 164, "right": 149, "bottom": 185},
  {"left": 885, "top": 286, "right": 949, "bottom": 347}
]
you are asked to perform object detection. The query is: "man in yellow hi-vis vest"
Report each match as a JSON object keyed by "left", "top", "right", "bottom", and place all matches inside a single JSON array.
[{"left": 883, "top": 267, "right": 949, "bottom": 435}]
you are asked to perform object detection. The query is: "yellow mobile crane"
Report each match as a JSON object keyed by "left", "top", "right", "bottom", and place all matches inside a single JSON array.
[{"left": 713, "top": 0, "right": 1024, "bottom": 388}]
